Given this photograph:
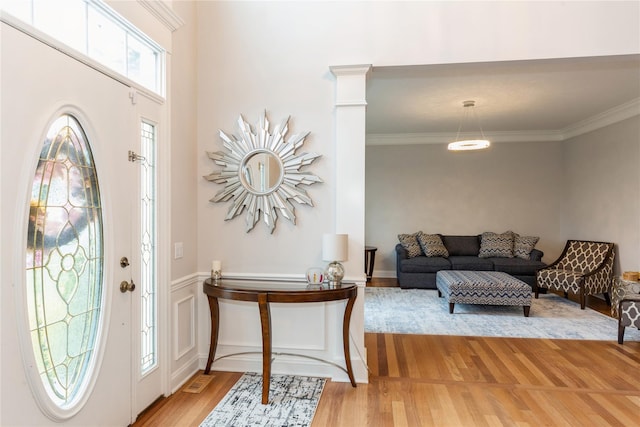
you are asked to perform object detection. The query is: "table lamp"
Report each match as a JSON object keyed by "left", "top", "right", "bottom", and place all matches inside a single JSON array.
[{"left": 323, "top": 233, "right": 348, "bottom": 287}]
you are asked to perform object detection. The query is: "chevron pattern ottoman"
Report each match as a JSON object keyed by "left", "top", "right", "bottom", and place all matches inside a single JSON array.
[{"left": 436, "top": 271, "right": 532, "bottom": 317}]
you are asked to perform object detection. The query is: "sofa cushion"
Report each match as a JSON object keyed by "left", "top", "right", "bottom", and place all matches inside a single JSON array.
[
  {"left": 479, "top": 231, "right": 514, "bottom": 258},
  {"left": 514, "top": 234, "right": 540, "bottom": 260},
  {"left": 400, "top": 256, "right": 451, "bottom": 273},
  {"left": 417, "top": 233, "right": 449, "bottom": 258},
  {"left": 491, "top": 257, "right": 547, "bottom": 275},
  {"left": 398, "top": 233, "right": 422, "bottom": 258},
  {"left": 441, "top": 235, "right": 480, "bottom": 256},
  {"left": 449, "top": 256, "right": 494, "bottom": 271}
]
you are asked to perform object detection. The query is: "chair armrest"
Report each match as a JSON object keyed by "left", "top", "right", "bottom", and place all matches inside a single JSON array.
[
  {"left": 611, "top": 277, "right": 640, "bottom": 316},
  {"left": 581, "top": 250, "right": 615, "bottom": 278}
]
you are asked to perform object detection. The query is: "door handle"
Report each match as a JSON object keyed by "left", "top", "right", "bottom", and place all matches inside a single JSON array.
[{"left": 120, "top": 279, "right": 136, "bottom": 293}]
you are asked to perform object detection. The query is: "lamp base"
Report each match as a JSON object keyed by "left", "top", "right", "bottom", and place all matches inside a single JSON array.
[{"left": 325, "top": 261, "right": 345, "bottom": 287}]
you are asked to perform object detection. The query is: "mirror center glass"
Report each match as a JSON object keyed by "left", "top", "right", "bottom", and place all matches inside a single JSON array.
[{"left": 240, "top": 150, "right": 283, "bottom": 195}]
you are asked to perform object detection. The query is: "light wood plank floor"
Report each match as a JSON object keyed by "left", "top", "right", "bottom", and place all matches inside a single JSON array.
[{"left": 133, "top": 279, "right": 640, "bottom": 427}]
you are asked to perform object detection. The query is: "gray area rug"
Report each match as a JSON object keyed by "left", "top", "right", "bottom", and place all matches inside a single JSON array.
[
  {"left": 365, "top": 287, "right": 640, "bottom": 341},
  {"left": 200, "top": 372, "right": 326, "bottom": 427}
]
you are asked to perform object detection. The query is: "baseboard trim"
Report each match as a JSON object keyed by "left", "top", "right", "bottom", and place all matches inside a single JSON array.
[
  {"left": 170, "top": 350, "right": 201, "bottom": 393},
  {"left": 198, "top": 351, "right": 368, "bottom": 384},
  {"left": 373, "top": 270, "right": 396, "bottom": 279}
]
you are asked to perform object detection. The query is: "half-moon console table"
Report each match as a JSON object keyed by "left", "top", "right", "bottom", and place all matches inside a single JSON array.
[{"left": 202, "top": 278, "right": 358, "bottom": 404}]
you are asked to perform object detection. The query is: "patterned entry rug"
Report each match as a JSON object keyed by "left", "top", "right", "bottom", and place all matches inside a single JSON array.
[
  {"left": 365, "top": 287, "right": 640, "bottom": 341},
  {"left": 199, "top": 372, "right": 326, "bottom": 427}
]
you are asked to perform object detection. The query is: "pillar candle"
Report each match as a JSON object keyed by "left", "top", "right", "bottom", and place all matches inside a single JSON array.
[{"left": 212, "top": 260, "right": 221, "bottom": 271}]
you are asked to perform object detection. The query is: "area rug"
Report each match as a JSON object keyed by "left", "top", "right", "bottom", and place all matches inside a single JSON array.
[
  {"left": 365, "top": 287, "right": 640, "bottom": 341},
  {"left": 199, "top": 372, "right": 326, "bottom": 427}
]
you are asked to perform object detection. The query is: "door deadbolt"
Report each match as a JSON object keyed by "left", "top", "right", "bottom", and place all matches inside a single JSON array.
[
  {"left": 120, "top": 257, "right": 130, "bottom": 268},
  {"left": 120, "top": 280, "right": 135, "bottom": 293}
]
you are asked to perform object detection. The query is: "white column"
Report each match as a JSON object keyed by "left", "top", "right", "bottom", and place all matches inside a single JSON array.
[
  {"left": 330, "top": 64, "right": 371, "bottom": 384},
  {"left": 329, "top": 64, "right": 371, "bottom": 283}
]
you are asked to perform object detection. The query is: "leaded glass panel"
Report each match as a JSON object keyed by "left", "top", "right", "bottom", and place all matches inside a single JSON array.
[
  {"left": 140, "top": 121, "right": 157, "bottom": 374},
  {"left": 26, "top": 114, "right": 103, "bottom": 408}
]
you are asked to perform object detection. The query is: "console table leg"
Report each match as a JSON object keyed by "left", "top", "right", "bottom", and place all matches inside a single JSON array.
[
  {"left": 258, "top": 293, "right": 272, "bottom": 404},
  {"left": 204, "top": 297, "right": 219, "bottom": 375},
  {"left": 343, "top": 293, "right": 357, "bottom": 387}
]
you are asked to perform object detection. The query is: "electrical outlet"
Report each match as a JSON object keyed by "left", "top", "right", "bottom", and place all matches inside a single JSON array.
[{"left": 174, "top": 242, "right": 184, "bottom": 259}]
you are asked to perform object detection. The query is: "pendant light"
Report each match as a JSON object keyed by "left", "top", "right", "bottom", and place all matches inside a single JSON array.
[{"left": 448, "top": 100, "right": 491, "bottom": 151}]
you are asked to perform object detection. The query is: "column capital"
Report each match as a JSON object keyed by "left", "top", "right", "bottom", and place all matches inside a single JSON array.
[
  {"left": 329, "top": 64, "right": 372, "bottom": 77},
  {"left": 330, "top": 64, "right": 372, "bottom": 107}
]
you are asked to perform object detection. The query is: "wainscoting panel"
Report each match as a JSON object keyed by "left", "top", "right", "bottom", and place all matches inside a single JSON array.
[
  {"left": 174, "top": 295, "right": 196, "bottom": 360},
  {"left": 170, "top": 274, "right": 200, "bottom": 392}
]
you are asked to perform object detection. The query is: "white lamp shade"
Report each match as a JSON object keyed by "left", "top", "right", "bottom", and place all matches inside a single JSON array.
[{"left": 322, "top": 233, "right": 348, "bottom": 262}]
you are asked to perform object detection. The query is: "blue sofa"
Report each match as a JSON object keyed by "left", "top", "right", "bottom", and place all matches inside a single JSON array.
[{"left": 396, "top": 234, "right": 546, "bottom": 290}]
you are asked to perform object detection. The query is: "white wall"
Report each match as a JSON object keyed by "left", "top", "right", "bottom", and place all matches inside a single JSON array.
[
  {"left": 168, "top": 1, "right": 201, "bottom": 391},
  {"left": 562, "top": 116, "right": 640, "bottom": 274},
  {"left": 365, "top": 141, "right": 565, "bottom": 275},
  {"left": 171, "top": 1, "right": 198, "bottom": 281}
]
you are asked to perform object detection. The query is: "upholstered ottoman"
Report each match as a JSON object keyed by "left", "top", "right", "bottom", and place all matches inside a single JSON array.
[{"left": 436, "top": 271, "right": 532, "bottom": 317}]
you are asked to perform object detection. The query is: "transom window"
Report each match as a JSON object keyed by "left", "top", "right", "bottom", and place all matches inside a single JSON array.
[{"left": 1, "top": 0, "right": 164, "bottom": 95}]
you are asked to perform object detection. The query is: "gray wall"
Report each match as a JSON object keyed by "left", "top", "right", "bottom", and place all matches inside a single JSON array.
[
  {"left": 365, "top": 119, "right": 640, "bottom": 277},
  {"left": 562, "top": 116, "right": 640, "bottom": 274},
  {"left": 366, "top": 141, "right": 565, "bottom": 275}
]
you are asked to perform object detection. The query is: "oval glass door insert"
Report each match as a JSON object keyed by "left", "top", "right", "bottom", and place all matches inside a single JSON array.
[{"left": 26, "top": 113, "right": 104, "bottom": 409}]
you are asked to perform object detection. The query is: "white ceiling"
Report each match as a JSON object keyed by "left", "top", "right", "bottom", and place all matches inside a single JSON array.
[{"left": 365, "top": 55, "right": 640, "bottom": 145}]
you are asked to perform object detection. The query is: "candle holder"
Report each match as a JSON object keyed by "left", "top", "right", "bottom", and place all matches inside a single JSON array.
[{"left": 211, "top": 269, "right": 221, "bottom": 285}]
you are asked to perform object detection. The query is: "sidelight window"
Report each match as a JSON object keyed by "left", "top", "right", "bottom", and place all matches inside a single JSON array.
[{"left": 139, "top": 121, "right": 157, "bottom": 374}]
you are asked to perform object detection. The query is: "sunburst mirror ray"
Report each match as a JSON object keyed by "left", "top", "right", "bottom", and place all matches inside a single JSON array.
[{"left": 204, "top": 111, "right": 322, "bottom": 233}]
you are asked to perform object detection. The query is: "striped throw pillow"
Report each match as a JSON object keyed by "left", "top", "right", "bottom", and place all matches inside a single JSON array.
[
  {"left": 398, "top": 233, "right": 423, "bottom": 258},
  {"left": 478, "top": 231, "right": 514, "bottom": 258},
  {"left": 513, "top": 234, "right": 539, "bottom": 259},
  {"left": 417, "top": 232, "right": 449, "bottom": 258}
]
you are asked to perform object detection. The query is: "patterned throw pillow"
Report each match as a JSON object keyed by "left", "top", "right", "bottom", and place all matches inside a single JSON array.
[
  {"left": 417, "top": 233, "right": 449, "bottom": 258},
  {"left": 398, "top": 233, "right": 423, "bottom": 258},
  {"left": 513, "top": 234, "right": 539, "bottom": 259},
  {"left": 478, "top": 231, "right": 514, "bottom": 258}
]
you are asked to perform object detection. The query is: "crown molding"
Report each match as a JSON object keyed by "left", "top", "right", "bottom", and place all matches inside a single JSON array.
[
  {"left": 367, "top": 98, "right": 640, "bottom": 146},
  {"left": 561, "top": 97, "right": 640, "bottom": 140},
  {"left": 137, "top": 0, "right": 184, "bottom": 32}
]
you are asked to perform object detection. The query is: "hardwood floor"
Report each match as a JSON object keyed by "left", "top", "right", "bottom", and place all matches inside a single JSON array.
[{"left": 133, "top": 278, "right": 640, "bottom": 427}]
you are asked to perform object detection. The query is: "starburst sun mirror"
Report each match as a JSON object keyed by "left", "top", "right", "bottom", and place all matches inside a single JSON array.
[{"left": 204, "top": 112, "right": 323, "bottom": 233}]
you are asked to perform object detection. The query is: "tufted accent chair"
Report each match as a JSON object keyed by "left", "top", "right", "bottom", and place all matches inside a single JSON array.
[{"left": 534, "top": 240, "right": 615, "bottom": 309}]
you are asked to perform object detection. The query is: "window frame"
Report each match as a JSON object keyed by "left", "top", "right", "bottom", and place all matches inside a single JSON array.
[{"left": 0, "top": 0, "right": 166, "bottom": 98}]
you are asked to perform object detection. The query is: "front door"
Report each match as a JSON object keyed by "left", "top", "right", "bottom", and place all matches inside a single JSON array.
[{"left": 1, "top": 22, "right": 138, "bottom": 425}]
